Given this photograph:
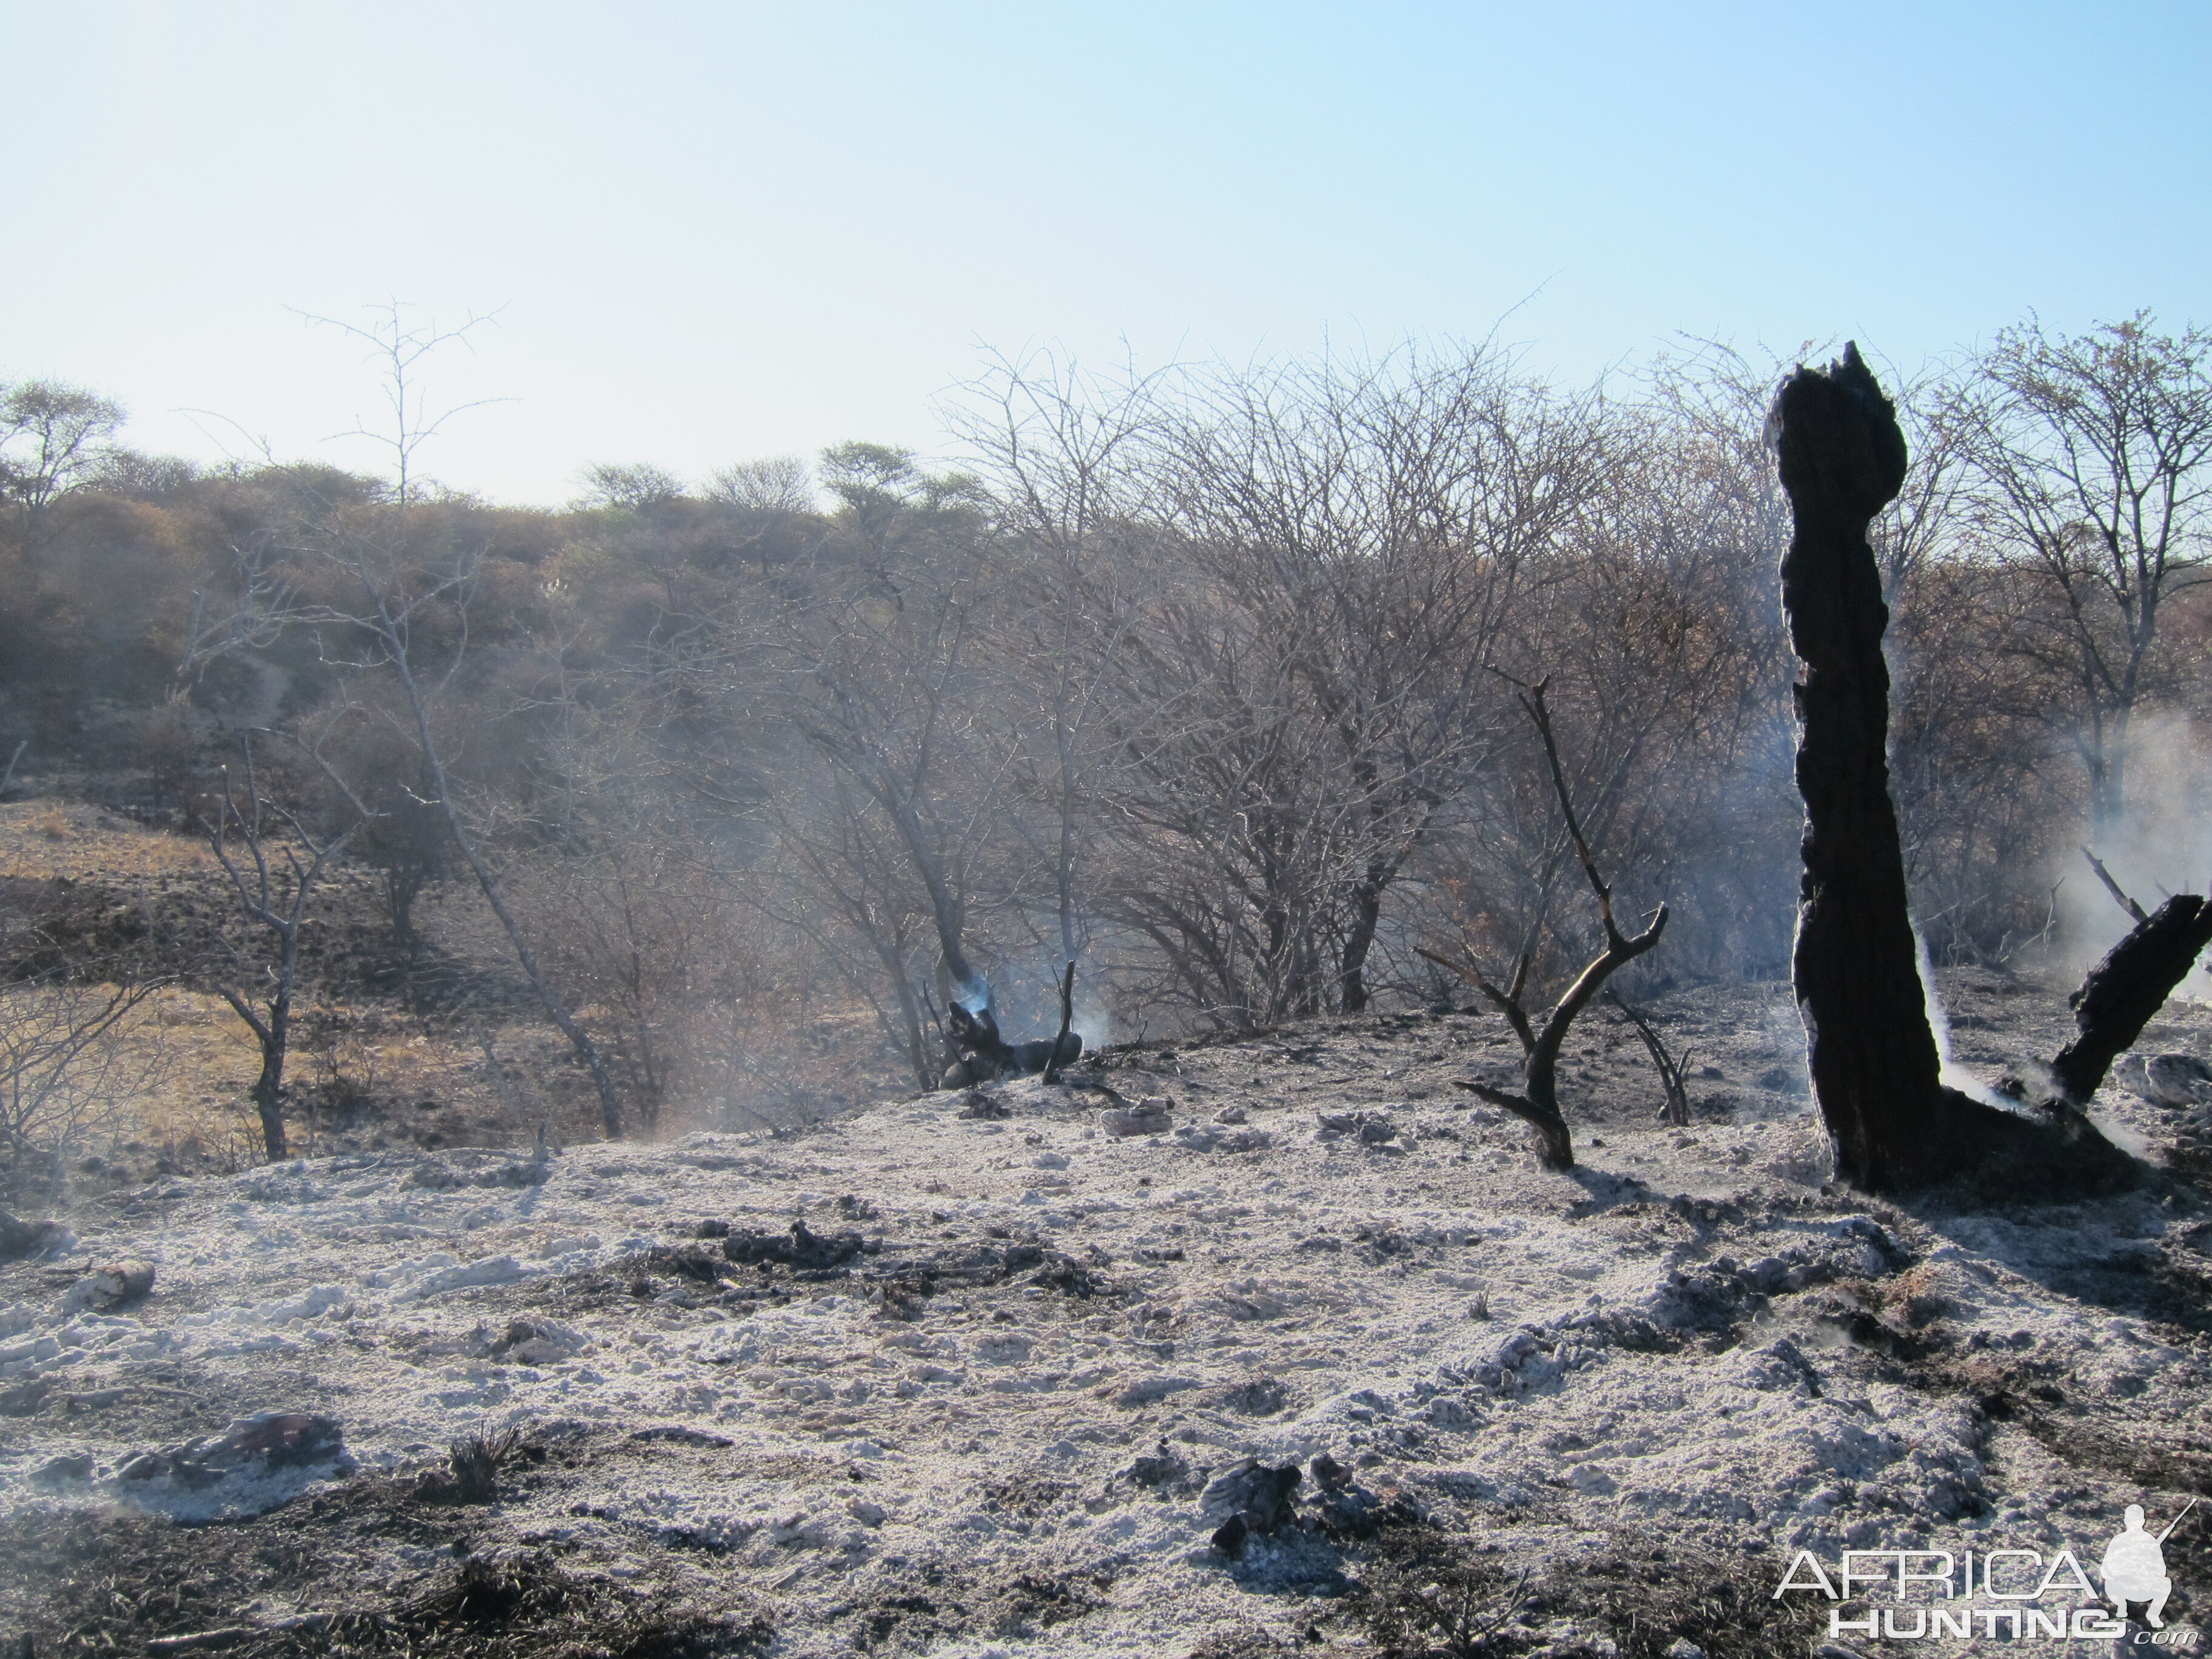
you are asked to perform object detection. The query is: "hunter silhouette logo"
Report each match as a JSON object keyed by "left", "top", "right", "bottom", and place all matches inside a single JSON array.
[
  {"left": 2103, "top": 1500, "right": 2197, "bottom": 1630},
  {"left": 1774, "top": 1497, "right": 2202, "bottom": 1644}
]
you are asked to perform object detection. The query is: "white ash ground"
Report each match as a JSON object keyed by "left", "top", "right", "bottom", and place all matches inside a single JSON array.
[{"left": 4, "top": 971, "right": 2211, "bottom": 1657}]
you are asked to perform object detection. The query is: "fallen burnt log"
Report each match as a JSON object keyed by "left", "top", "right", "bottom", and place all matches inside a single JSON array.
[{"left": 1775, "top": 345, "right": 2139, "bottom": 1195}]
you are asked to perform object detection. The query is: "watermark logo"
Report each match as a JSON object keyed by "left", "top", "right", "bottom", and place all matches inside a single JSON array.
[
  {"left": 1772, "top": 1498, "right": 2200, "bottom": 1644},
  {"left": 2105, "top": 1502, "right": 2196, "bottom": 1632}
]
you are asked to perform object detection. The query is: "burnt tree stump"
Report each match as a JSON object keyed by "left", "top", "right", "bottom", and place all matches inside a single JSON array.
[{"left": 1775, "top": 344, "right": 2133, "bottom": 1194}]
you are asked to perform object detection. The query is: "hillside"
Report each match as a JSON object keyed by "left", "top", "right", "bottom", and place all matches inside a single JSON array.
[{"left": 4, "top": 976, "right": 2210, "bottom": 1657}]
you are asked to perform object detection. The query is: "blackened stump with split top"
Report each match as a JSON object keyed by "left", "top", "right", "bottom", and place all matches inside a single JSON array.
[
  {"left": 1774, "top": 346, "right": 1947, "bottom": 1187},
  {"left": 1775, "top": 345, "right": 2134, "bottom": 1193}
]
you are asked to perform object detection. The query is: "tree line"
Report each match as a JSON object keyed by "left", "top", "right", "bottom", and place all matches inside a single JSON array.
[{"left": 2, "top": 310, "right": 2207, "bottom": 1158}]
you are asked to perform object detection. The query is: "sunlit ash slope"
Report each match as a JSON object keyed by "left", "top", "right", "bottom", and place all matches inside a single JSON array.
[{"left": 5, "top": 983, "right": 2211, "bottom": 1657}]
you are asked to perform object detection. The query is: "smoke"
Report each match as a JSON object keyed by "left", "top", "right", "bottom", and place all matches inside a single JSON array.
[
  {"left": 2048, "top": 714, "right": 2212, "bottom": 1003},
  {"left": 1913, "top": 922, "right": 2015, "bottom": 1110},
  {"left": 979, "top": 956, "right": 1116, "bottom": 1051}
]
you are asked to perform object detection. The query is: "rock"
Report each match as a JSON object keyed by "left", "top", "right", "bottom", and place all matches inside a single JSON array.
[
  {"left": 1126, "top": 1441, "right": 1191, "bottom": 1487},
  {"left": 1171, "top": 1122, "right": 1272, "bottom": 1153},
  {"left": 120, "top": 1412, "right": 349, "bottom": 1492},
  {"left": 1309, "top": 1452, "right": 1350, "bottom": 1491},
  {"left": 630, "top": 1425, "right": 732, "bottom": 1447},
  {"left": 1029, "top": 1249, "right": 1114, "bottom": 1298},
  {"left": 0, "top": 1210, "right": 72, "bottom": 1261},
  {"left": 1666, "top": 1641, "right": 1709, "bottom": 1659},
  {"left": 489, "top": 1317, "right": 588, "bottom": 1363},
  {"left": 1102, "top": 1098, "right": 1173, "bottom": 1137},
  {"left": 63, "top": 1258, "right": 155, "bottom": 1312},
  {"left": 218, "top": 1412, "right": 345, "bottom": 1466},
  {"left": 1168, "top": 1119, "right": 1274, "bottom": 1159},
  {"left": 1211, "top": 1512, "right": 1249, "bottom": 1558},
  {"left": 1307, "top": 1476, "right": 1407, "bottom": 1538},
  {"left": 33, "top": 1450, "right": 95, "bottom": 1484},
  {"left": 1199, "top": 1457, "right": 1302, "bottom": 1535},
  {"left": 1316, "top": 1109, "right": 1397, "bottom": 1143},
  {"left": 1114, "top": 1373, "right": 1200, "bottom": 1407},
  {"left": 1217, "top": 1377, "right": 1290, "bottom": 1415},
  {"left": 2130, "top": 1052, "right": 2212, "bottom": 1107}
]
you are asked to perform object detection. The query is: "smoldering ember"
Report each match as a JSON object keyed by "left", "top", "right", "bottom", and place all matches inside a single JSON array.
[{"left": 5, "top": 325, "right": 2212, "bottom": 1659}]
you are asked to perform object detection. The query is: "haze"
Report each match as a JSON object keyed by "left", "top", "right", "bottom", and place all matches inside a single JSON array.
[{"left": 5, "top": 0, "right": 2207, "bottom": 502}]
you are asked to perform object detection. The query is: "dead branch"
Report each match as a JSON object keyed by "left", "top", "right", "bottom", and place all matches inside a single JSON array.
[
  {"left": 1042, "top": 959, "right": 1078, "bottom": 1085},
  {"left": 2080, "top": 845, "right": 2149, "bottom": 925},
  {"left": 1606, "top": 988, "right": 1694, "bottom": 1126},
  {"left": 1415, "top": 945, "right": 1536, "bottom": 1054},
  {"left": 1432, "top": 680, "right": 1669, "bottom": 1169}
]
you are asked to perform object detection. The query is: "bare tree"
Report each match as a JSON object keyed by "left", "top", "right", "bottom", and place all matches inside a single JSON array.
[
  {"left": 0, "top": 980, "right": 167, "bottom": 1181},
  {"left": 1421, "top": 679, "right": 1667, "bottom": 1168},
  {"left": 1950, "top": 312, "right": 2212, "bottom": 836},
  {"left": 201, "top": 736, "right": 361, "bottom": 1160},
  {"left": 956, "top": 344, "right": 1617, "bottom": 1027},
  {"left": 189, "top": 304, "right": 631, "bottom": 1139}
]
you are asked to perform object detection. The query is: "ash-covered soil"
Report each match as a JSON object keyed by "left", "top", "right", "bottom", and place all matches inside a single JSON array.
[{"left": 4, "top": 972, "right": 2212, "bottom": 1657}]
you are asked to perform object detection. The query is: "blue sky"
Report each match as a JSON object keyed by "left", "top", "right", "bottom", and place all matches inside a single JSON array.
[{"left": 4, "top": 1, "right": 2207, "bottom": 503}]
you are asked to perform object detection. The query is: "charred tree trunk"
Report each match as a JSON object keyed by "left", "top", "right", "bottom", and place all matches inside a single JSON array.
[
  {"left": 1775, "top": 344, "right": 1950, "bottom": 1187},
  {"left": 2051, "top": 894, "right": 2212, "bottom": 1104},
  {"left": 1776, "top": 345, "right": 2132, "bottom": 1193}
]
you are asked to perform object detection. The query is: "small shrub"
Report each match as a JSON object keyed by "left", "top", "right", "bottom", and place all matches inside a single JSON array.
[{"left": 447, "top": 1426, "right": 520, "bottom": 1503}]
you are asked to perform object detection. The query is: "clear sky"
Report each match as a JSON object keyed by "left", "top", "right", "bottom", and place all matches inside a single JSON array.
[{"left": 5, "top": 1, "right": 2207, "bottom": 504}]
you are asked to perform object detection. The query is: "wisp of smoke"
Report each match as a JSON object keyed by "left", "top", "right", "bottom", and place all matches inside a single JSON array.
[
  {"left": 2051, "top": 713, "right": 2212, "bottom": 1004},
  {"left": 1914, "top": 921, "right": 2016, "bottom": 1110}
]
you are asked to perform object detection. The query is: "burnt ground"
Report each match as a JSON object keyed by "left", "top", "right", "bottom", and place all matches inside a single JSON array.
[{"left": 2, "top": 954, "right": 2210, "bottom": 1657}]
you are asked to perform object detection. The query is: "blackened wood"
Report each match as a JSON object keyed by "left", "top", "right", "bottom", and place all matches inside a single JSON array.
[
  {"left": 2052, "top": 894, "right": 2212, "bottom": 1103},
  {"left": 1775, "top": 344, "right": 1960, "bottom": 1189},
  {"left": 1777, "top": 345, "right": 2136, "bottom": 1195}
]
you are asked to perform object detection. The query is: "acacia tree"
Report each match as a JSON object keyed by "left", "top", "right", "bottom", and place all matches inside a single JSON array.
[
  {"left": 952, "top": 347, "right": 1167, "bottom": 996},
  {"left": 0, "top": 980, "right": 167, "bottom": 1182},
  {"left": 0, "top": 379, "right": 126, "bottom": 543},
  {"left": 1153, "top": 349, "right": 1614, "bottom": 1014},
  {"left": 664, "top": 445, "right": 1021, "bottom": 1084},
  {"left": 1951, "top": 313, "right": 2212, "bottom": 836}
]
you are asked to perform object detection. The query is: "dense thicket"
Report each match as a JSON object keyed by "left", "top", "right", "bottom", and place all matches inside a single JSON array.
[{"left": 2, "top": 313, "right": 2207, "bottom": 1136}]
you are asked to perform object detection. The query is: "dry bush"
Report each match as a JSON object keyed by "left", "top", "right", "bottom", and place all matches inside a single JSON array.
[{"left": 0, "top": 980, "right": 174, "bottom": 1197}]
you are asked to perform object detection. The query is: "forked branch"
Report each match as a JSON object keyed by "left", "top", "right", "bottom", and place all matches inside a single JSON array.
[{"left": 1428, "top": 680, "right": 1668, "bottom": 1168}]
